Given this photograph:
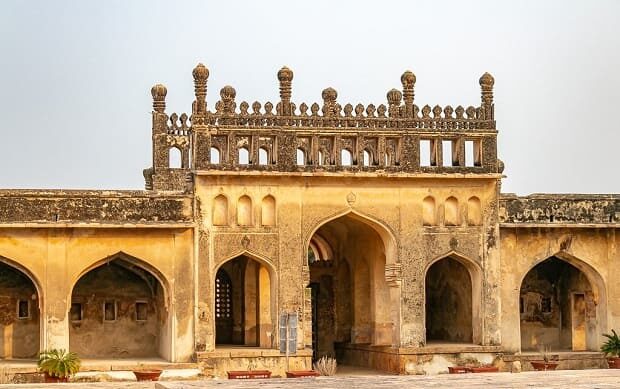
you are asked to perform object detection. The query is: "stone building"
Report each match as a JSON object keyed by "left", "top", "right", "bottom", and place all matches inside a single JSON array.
[{"left": 0, "top": 63, "right": 618, "bottom": 375}]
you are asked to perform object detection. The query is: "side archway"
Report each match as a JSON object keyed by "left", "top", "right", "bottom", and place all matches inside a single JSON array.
[
  {"left": 424, "top": 252, "right": 482, "bottom": 345},
  {"left": 518, "top": 252, "right": 607, "bottom": 352},
  {"left": 213, "top": 251, "right": 277, "bottom": 348},
  {"left": 0, "top": 256, "right": 42, "bottom": 359},
  {"left": 68, "top": 252, "right": 172, "bottom": 360}
]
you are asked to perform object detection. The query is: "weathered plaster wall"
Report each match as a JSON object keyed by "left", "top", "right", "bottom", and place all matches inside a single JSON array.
[{"left": 0, "top": 226, "right": 195, "bottom": 361}]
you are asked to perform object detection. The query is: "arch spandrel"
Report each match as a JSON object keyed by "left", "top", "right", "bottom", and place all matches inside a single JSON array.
[{"left": 213, "top": 249, "right": 277, "bottom": 277}]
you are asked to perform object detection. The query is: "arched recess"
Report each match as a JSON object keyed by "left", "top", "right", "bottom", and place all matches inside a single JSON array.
[
  {"left": 237, "top": 195, "right": 253, "bottom": 226},
  {"left": 261, "top": 195, "right": 276, "bottom": 227},
  {"left": 518, "top": 252, "right": 607, "bottom": 352},
  {"left": 424, "top": 252, "right": 482, "bottom": 345},
  {"left": 213, "top": 195, "right": 229, "bottom": 226},
  {"left": 68, "top": 252, "right": 172, "bottom": 360},
  {"left": 422, "top": 196, "right": 436, "bottom": 226},
  {"left": 444, "top": 196, "right": 459, "bottom": 226},
  {"left": 341, "top": 149, "right": 353, "bottom": 166},
  {"left": 305, "top": 209, "right": 400, "bottom": 360},
  {"left": 467, "top": 196, "right": 482, "bottom": 226},
  {"left": 0, "top": 256, "right": 42, "bottom": 359},
  {"left": 238, "top": 147, "right": 250, "bottom": 165},
  {"left": 169, "top": 147, "right": 182, "bottom": 168},
  {"left": 258, "top": 147, "right": 269, "bottom": 165},
  {"left": 213, "top": 251, "right": 277, "bottom": 348},
  {"left": 296, "top": 148, "right": 306, "bottom": 166},
  {"left": 210, "top": 147, "right": 221, "bottom": 164},
  {"left": 362, "top": 149, "right": 372, "bottom": 167}
]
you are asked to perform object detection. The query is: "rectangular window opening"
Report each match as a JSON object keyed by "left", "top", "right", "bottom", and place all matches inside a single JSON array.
[
  {"left": 465, "top": 140, "right": 475, "bottom": 167},
  {"left": 442, "top": 140, "right": 453, "bottom": 167},
  {"left": 420, "top": 140, "right": 432, "bottom": 167},
  {"left": 70, "top": 302, "right": 83, "bottom": 322},
  {"left": 103, "top": 300, "right": 117, "bottom": 322},
  {"left": 17, "top": 300, "right": 30, "bottom": 319},
  {"left": 136, "top": 301, "right": 148, "bottom": 321}
]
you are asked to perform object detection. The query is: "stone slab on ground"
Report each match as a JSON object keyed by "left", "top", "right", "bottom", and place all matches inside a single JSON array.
[
  {"left": 0, "top": 369, "right": 619, "bottom": 388},
  {"left": 156, "top": 370, "right": 620, "bottom": 389}
]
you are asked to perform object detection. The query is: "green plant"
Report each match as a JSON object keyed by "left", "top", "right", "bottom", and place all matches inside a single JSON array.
[
  {"left": 37, "top": 349, "right": 81, "bottom": 379},
  {"left": 537, "top": 344, "right": 552, "bottom": 363},
  {"left": 601, "top": 330, "right": 620, "bottom": 357}
]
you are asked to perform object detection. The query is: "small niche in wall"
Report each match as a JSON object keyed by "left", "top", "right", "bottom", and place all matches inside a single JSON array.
[
  {"left": 17, "top": 300, "right": 29, "bottom": 319},
  {"left": 136, "top": 301, "right": 148, "bottom": 321},
  {"left": 103, "top": 300, "right": 117, "bottom": 322},
  {"left": 71, "top": 302, "right": 83, "bottom": 322},
  {"left": 541, "top": 297, "right": 552, "bottom": 314}
]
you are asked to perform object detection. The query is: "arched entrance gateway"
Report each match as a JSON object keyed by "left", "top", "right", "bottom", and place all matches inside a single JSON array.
[
  {"left": 519, "top": 254, "right": 606, "bottom": 352},
  {"left": 307, "top": 212, "right": 398, "bottom": 361},
  {"left": 214, "top": 254, "right": 274, "bottom": 348},
  {"left": 0, "top": 258, "right": 40, "bottom": 359},
  {"left": 425, "top": 255, "right": 482, "bottom": 345},
  {"left": 69, "top": 254, "right": 170, "bottom": 359}
]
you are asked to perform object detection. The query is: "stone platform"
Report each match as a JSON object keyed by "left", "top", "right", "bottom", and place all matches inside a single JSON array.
[{"left": 0, "top": 369, "right": 619, "bottom": 388}]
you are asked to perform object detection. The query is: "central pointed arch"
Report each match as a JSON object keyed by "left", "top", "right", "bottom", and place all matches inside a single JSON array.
[{"left": 305, "top": 209, "right": 400, "bottom": 361}]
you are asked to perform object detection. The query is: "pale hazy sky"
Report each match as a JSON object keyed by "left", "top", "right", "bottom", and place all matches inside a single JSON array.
[{"left": 1, "top": 0, "right": 618, "bottom": 194}]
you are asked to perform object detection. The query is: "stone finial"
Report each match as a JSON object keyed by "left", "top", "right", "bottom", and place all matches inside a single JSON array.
[
  {"left": 479, "top": 72, "right": 495, "bottom": 119},
  {"left": 192, "top": 63, "right": 209, "bottom": 114},
  {"left": 277, "top": 66, "right": 294, "bottom": 116},
  {"left": 387, "top": 88, "right": 403, "bottom": 118},
  {"left": 151, "top": 84, "right": 167, "bottom": 113},
  {"left": 401, "top": 70, "right": 416, "bottom": 117},
  {"left": 322, "top": 87, "right": 338, "bottom": 117},
  {"left": 220, "top": 85, "right": 237, "bottom": 114}
]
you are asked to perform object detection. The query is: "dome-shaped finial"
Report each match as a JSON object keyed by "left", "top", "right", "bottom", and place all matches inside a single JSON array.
[
  {"left": 193, "top": 63, "right": 209, "bottom": 82},
  {"left": 277, "top": 66, "right": 294, "bottom": 82},
  {"left": 151, "top": 84, "right": 167, "bottom": 113},
  {"left": 479, "top": 72, "right": 495, "bottom": 88},
  {"left": 220, "top": 85, "right": 237, "bottom": 100},
  {"left": 401, "top": 70, "right": 416, "bottom": 88},
  {"left": 387, "top": 88, "right": 403, "bottom": 105},
  {"left": 322, "top": 87, "right": 338, "bottom": 102}
]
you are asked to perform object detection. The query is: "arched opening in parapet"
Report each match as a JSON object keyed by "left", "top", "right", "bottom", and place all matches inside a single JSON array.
[
  {"left": 258, "top": 147, "right": 269, "bottom": 165},
  {"left": 362, "top": 149, "right": 372, "bottom": 167},
  {"left": 296, "top": 148, "right": 306, "bottom": 166},
  {"left": 215, "top": 254, "right": 275, "bottom": 348},
  {"left": 341, "top": 149, "right": 353, "bottom": 166},
  {"left": 69, "top": 255, "right": 169, "bottom": 359},
  {"left": 238, "top": 147, "right": 250, "bottom": 165},
  {"left": 169, "top": 147, "right": 182, "bottom": 168},
  {"left": 519, "top": 255, "right": 605, "bottom": 352},
  {"left": 210, "top": 147, "right": 221, "bottom": 164},
  {"left": 0, "top": 259, "right": 40, "bottom": 359},
  {"left": 425, "top": 255, "right": 481, "bottom": 344},
  {"left": 307, "top": 212, "right": 398, "bottom": 361}
]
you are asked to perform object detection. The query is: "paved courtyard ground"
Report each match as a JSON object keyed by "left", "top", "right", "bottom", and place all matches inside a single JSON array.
[{"left": 0, "top": 369, "right": 620, "bottom": 389}]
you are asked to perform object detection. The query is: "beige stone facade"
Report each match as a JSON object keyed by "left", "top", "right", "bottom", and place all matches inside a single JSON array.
[{"left": 0, "top": 64, "right": 618, "bottom": 375}]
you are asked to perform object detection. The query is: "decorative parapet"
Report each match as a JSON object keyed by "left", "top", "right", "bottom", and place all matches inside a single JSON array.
[
  {"left": 0, "top": 190, "right": 193, "bottom": 225},
  {"left": 499, "top": 194, "right": 620, "bottom": 225},
  {"left": 148, "top": 63, "right": 500, "bottom": 179}
]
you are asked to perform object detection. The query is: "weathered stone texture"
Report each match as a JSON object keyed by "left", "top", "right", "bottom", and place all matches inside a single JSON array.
[{"left": 0, "top": 190, "right": 193, "bottom": 224}]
